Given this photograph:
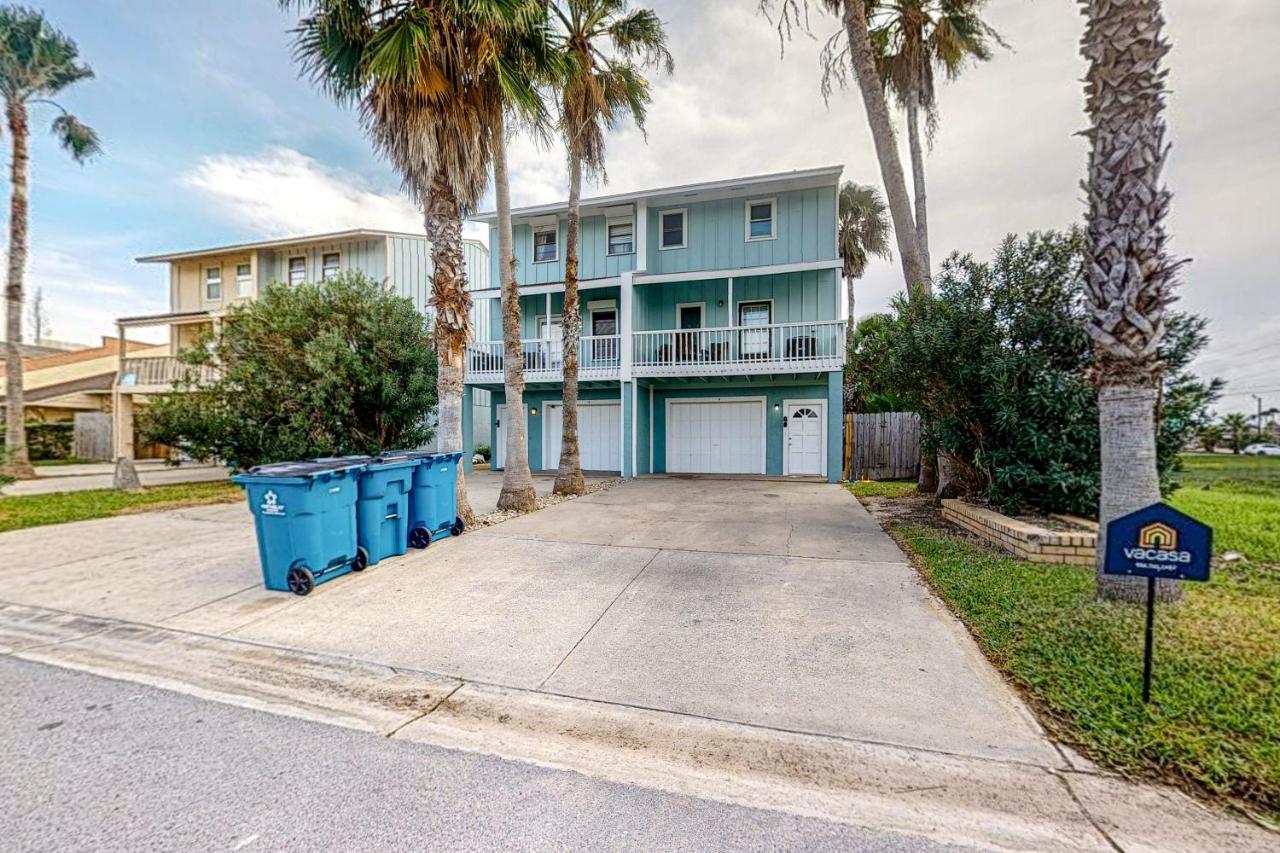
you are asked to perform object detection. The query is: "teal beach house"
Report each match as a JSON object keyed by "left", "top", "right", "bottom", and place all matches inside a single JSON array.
[{"left": 464, "top": 166, "right": 847, "bottom": 482}]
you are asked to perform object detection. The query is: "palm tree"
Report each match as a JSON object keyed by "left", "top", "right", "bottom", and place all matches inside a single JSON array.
[
  {"left": 548, "top": 0, "right": 671, "bottom": 496},
  {"left": 1081, "top": 0, "right": 1185, "bottom": 603},
  {"left": 1220, "top": 413, "right": 1252, "bottom": 455},
  {"left": 0, "top": 7, "right": 98, "bottom": 479},
  {"left": 285, "top": 0, "right": 547, "bottom": 523},
  {"left": 836, "top": 181, "right": 892, "bottom": 347},
  {"left": 869, "top": 0, "right": 1004, "bottom": 273},
  {"left": 765, "top": 0, "right": 929, "bottom": 295}
]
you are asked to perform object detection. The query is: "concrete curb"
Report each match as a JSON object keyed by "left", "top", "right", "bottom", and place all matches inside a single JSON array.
[{"left": 2, "top": 600, "right": 1272, "bottom": 852}]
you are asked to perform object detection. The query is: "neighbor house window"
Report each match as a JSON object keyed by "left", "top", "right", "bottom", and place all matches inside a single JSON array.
[
  {"left": 659, "top": 209, "right": 686, "bottom": 250},
  {"left": 204, "top": 266, "right": 222, "bottom": 300},
  {"left": 288, "top": 256, "right": 306, "bottom": 285},
  {"left": 746, "top": 198, "right": 776, "bottom": 241},
  {"left": 236, "top": 263, "right": 252, "bottom": 297},
  {"left": 607, "top": 218, "right": 634, "bottom": 255},
  {"left": 533, "top": 225, "right": 558, "bottom": 263},
  {"left": 322, "top": 252, "right": 341, "bottom": 280}
]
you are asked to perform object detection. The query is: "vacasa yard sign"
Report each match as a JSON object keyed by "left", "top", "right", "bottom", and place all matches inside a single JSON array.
[{"left": 1105, "top": 502, "right": 1211, "bottom": 582}]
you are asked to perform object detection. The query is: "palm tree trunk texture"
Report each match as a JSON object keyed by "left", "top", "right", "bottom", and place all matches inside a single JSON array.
[
  {"left": 904, "top": 90, "right": 930, "bottom": 275},
  {"left": 839, "top": 0, "right": 929, "bottom": 296},
  {"left": 3, "top": 98, "right": 34, "bottom": 479},
  {"left": 493, "top": 120, "right": 538, "bottom": 512},
  {"left": 1081, "top": 0, "right": 1182, "bottom": 602},
  {"left": 423, "top": 173, "right": 476, "bottom": 525},
  {"left": 553, "top": 154, "right": 586, "bottom": 496}
]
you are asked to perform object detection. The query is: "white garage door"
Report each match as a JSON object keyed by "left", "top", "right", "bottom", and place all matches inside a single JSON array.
[
  {"left": 666, "top": 399, "right": 765, "bottom": 474},
  {"left": 544, "top": 401, "right": 621, "bottom": 472}
]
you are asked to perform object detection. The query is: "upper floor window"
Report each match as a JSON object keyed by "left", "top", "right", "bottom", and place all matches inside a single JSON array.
[
  {"left": 322, "top": 252, "right": 341, "bottom": 280},
  {"left": 746, "top": 198, "right": 776, "bottom": 241},
  {"left": 533, "top": 225, "right": 558, "bottom": 263},
  {"left": 659, "top": 209, "right": 686, "bottom": 250},
  {"left": 236, "top": 263, "right": 252, "bottom": 297},
  {"left": 288, "top": 256, "right": 306, "bottom": 285},
  {"left": 607, "top": 218, "right": 634, "bottom": 256},
  {"left": 204, "top": 266, "right": 222, "bottom": 300}
]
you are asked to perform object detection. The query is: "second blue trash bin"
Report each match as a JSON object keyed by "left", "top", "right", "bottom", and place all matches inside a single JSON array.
[
  {"left": 313, "top": 454, "right": 417, "bottom": 566},
  {"left": 386, "top": 450, "right": 464, "bottom": 549},
  {"left": 231, "top": 460, "right": 367, "bottom": 596}
]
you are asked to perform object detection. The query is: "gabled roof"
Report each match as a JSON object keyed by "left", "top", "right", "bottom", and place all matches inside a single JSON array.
[
  {"left": 136, "top": 229, "right": 487, "bottom": 264},
  {"left": 473, "top": 164, "right": 843, "bottom": 223}
]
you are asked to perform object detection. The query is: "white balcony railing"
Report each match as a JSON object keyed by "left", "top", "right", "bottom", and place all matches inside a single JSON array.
[
  {"left": 633, "top": 320, "right": 845, "bottom": 376},
  {"left": 118, "top": 356, "right": 219, "bottom": 390},
  {"left": 465, "top": 335, "right": 622, "bottom": 382}
]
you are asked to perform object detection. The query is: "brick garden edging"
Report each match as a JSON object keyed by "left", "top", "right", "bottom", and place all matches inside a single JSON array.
[{"left": 941, "top": 500, "right": 1097, "bottom": 566}]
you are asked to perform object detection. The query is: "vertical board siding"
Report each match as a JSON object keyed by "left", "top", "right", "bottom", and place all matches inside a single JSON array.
[
  {"left": 495, "top": 217, "right": 635, "bottom": 287},
  {"left": 633, "top": 268, "right": 838, "bottom": 330},
  {"left": 851, "top": 412, "right": 921, "bottom": 480},
  {"left": 387, "top": 235, "right": 432, "bottom": 313},
  {"left": 463, "top": 240, "right": 490, "bottom": 291},
  {"left": 260, "top": 238, "right": 388, "bottom": 289}
]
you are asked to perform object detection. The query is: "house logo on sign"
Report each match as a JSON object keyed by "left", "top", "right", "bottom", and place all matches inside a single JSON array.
[
  {"left": 260, "top": 490, "right": 286, "bottom": 516},
  {"left": 1139, "top": 522, "right": 1177, "bottom": 550}
]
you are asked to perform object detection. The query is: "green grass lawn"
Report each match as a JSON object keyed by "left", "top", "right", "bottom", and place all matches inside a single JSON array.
[
  {"left": 1170, "top": 454, "right": 1280, "bottom": 563},
  {"left": 0, "top": 481, "right": 242, "bottom": 533},
  {"left": 899, "top": 524, "right": 1279, "bottom": 820},
  {"left": 847, "top": 480, "right": 918, "bottom": 498}
]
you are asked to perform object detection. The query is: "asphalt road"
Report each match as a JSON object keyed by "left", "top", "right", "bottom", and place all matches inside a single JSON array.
[{"left": 1, "top": 657, "right": 975, "bottom": 853}]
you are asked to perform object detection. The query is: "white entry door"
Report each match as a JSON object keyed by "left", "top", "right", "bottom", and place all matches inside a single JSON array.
[
  {"left": 784, "top": 402, "right": 825, "bottom": 476},
  {"left": 494, "top": 404, "right": 528, "bottom": 470},
  {"left": 666, "top": 399, "right": 765, "bottom": 474},
  {"left": 544, "top": 401, "right": 622, "bottom": 472}
]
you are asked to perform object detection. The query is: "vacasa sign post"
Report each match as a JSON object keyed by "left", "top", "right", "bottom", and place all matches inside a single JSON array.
[{"left": 1104, "top": 503, "right": 1212, "bottom": 703}]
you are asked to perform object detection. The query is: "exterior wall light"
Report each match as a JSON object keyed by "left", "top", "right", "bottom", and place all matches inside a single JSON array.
[{"left": 530, "top": 407, "right": 538, "bottom": 416}]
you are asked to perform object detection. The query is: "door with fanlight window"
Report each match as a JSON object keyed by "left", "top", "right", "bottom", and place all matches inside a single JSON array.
[{"left": 784, "top": 402, "right": 825, "bottom": 476}]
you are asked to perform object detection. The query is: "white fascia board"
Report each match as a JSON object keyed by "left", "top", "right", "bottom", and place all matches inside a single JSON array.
[
  {"left": 634, "top": 258, "right": 841, "bottom": 285},
  {"left": 468, "top": 276, "right": 623, "bottom": 297}
]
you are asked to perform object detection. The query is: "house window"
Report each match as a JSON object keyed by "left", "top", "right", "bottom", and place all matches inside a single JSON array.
[
  {"left": 738, "top": 300, "right": 773, "bottom": 357},
  {"left": 204, "top": 266, "right": 222, "bottom": 300},
  {"left": 288, "top": 256, "right": 306, "bottom": 285},
  {"left": 746, "top": 198, "right": 776, "bottom": 241},
  {"left": 236, "top": 263, "right": 252, "bottom": 297},
  {"left": 607, "top": 219, "right": 634, "bottom": 256},
  {"left": 659, "top": 209, "right": 686, "bottom": 250},
  {"left": 322, "top": 252, "right": 340, "bottom": 280},
  {"left": 533, "top": 225, "right": 558, "bottom": 263}
]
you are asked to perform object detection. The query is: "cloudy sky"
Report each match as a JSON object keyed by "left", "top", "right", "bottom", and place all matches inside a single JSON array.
[{"left": 16, "top": 0, "right": 1279, "bottom": 414}]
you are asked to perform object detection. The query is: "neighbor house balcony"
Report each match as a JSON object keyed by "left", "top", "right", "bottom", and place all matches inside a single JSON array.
[
  {"left": 116, "top": 356, "right": 220, "bottom": 393},
  {"left": 463, "top": 320, "right": 844, "bottom": 383},
  {"left": 466, "top": 334, "right": 622, "bottom": 383}
]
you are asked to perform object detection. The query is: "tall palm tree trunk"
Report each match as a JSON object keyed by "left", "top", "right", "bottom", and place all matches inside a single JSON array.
[
  {"left": 1082, "top": 0, "right": 1182, "bottom": 603},
  {"left": 423, "top": 172, "right": 475, "bottom": 525},
  {"left": 839, "top": 0, "right": 929, "bottom": 296},
  {"left": 493, "top": 119, "right": 537, "bottom": 512},
  {"left": 904, "top": 90, "right": 930, "bottom": 275},
  {"left": 3, "top": 98, "right": 34, "bottom": 479},
  {"left": 553, "top": 153, "right": 586, "bottom": 496}
]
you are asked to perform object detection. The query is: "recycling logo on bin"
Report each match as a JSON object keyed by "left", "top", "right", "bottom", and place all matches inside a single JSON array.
[{"left": 260, "top": 490, "right": 286, "bottom": 516}]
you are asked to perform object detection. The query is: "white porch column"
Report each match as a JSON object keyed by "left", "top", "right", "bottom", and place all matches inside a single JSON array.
[
  {"left": 727, "top": 276, "right": 735, "bottom": 359},
  {"left": 620, "top": 270, "right": 633, "bottom": 381},
  {"left": 634, "top": 200, "right": 648, "bottom": 273}
]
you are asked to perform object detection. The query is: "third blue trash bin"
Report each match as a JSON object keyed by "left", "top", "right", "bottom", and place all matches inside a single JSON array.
[
  {"left": 385, "top": 450, "right": 465, "bottom": 548},
  {"left": 231, "top": 460, "right": 367, "bottom": 596},
  {"left": 354, "top": 454, "right": 416, "bottom": 565}
]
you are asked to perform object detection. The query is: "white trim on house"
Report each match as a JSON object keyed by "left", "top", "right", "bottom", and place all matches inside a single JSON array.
[
  {"left": 745, "top": 197, "right": 778, "bottom": 242},
  {"left": 203, "top": 265, "right": 223, "bottom": 303},
  {"left": 606, "top": 214, "right": 635, "bottom": 257},
  {"left": 632, "top": 258, "right": 840, "bottom": 285},
  {"left": 782, "top": 397, "right": 827, "bottom": 477},
  {"left": 675, "top": 301, "right": 705, "bottom": 329},
  {"left": 532, "top": 223, "right": 560, "bottom": 264},
  {"left": 658, "top": 208, "right": 688, "bottom": 251},
  {"left": 664, "top": 395, "right": 768, "bottom": 475},
  {"left": 235, "top": 262, "right": 253, "bottom": 298}
]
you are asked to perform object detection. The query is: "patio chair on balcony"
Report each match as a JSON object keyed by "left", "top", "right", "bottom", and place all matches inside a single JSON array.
[{"left": 785, "top": 336, "right": 817, "bottom": 360}]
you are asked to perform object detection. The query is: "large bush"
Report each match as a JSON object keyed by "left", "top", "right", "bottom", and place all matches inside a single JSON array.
[
  {"left": 850, "top": 229, "right": 1220, "bottom": 516},
  {"left": 143, "top": 271, "right": 437, "bottom": 469}
]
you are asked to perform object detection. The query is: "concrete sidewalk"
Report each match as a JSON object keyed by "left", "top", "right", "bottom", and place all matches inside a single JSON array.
[{"left": 2, "top": 460, "right": 229, "bottom": 496}]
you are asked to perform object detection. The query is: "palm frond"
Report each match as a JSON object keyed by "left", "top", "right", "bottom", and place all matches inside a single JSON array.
[{"left": 51, "top": 113, "right": 99, "bottom": 162}]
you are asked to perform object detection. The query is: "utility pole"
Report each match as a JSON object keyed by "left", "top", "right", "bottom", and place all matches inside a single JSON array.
[{"left": 1253, "top": 395, "right": 1265, "bottom": 442}]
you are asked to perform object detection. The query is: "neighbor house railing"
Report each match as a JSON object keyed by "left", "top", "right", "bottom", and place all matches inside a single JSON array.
[
  {"left": 632, "top": 320, "right": 845, "bottom": 376},
  {"left": 117, "top": 356, "right": 219, "bottom": 389},
  {"left": 465, "top": 334, "right": 621, "bottom": 382}
]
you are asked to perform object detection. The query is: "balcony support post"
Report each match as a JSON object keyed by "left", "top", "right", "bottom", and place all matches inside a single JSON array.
[{"left": 620, "top": 270, "right": 634, "bottom": 382}]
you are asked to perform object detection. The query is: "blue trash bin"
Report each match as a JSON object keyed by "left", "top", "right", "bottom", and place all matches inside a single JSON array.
[
  {"left": 385, "top": 450, "right": 464, "bottom": 548},
  {"left": 231, "top": 460, "right": 367, "bottom": 596},
  {"left": 355, "top": 454, "right": 416, "bottom": 564}
]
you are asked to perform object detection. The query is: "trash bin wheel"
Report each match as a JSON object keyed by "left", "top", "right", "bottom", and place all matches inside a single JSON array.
[
  {"left": 352, "top": 547, "right": 369, "bottom": 572},
  {"left": 450, "top": 516, "right": 465, "bottom": 537},
  {"left": 409, "top": 527, "right": 431, "bottom": 550},
  {"left": 287, "top": 566, "right": 315, "bottom": 596}
]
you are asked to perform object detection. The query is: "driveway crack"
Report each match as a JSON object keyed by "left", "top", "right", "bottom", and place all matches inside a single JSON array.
[{"left": 536, "top": 549, "right": 662, "bottom": 691}]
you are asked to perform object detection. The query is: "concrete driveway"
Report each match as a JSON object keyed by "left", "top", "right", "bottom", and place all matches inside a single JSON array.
[{"left": 0, "top": 474, "right": 1055, "bottom": 766}]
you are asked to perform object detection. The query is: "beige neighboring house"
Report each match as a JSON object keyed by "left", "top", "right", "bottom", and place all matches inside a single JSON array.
[
  {"left": 0, "top": 336, "right": 164, "bottom": 423},
  {"left": 112, "top": 228, "right": 489, "bottom": 461}
]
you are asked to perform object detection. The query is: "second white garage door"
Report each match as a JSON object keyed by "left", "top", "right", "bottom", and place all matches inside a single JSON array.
[
  {"left": 666, "top": 398, "right": 766, "bottom": 474},
  {"left": 544, "top": 401, "right": 621, "bottom": 472}
]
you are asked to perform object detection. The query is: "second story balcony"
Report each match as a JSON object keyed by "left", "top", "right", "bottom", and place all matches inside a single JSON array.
[
  {"left": 463, "top": 319, "right": 844, "bottom": 383},
  {"left": 117, "top": 356, "right": 220, "bottom": 393}
]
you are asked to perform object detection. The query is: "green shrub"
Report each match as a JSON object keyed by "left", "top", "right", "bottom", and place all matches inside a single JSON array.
[
  {"left": 24, "top": 421, "right": 73, "bottom": 460},
  {"left": 850, "top": 229, "right": 1221, "bottom": 516}
]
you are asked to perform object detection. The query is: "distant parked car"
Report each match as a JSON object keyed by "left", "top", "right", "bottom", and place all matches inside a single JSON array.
[{"left": 1243, "top": 442, "right": 1280, "bottom": 456}]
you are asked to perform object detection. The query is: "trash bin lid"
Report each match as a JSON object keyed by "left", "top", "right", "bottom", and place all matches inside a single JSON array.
[
  {"left": 313, "top": 454, "right": 373, "bottom": 465},
  {"left": 244, "top": 459, "right": 366, "bottom": 479},
  {"left": 380, "top": 448, "right": 435, "bottom": 460}
]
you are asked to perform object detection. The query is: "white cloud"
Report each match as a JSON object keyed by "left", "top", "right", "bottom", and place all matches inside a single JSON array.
[{"left": 183, "top": 146, "right": 423, "bottom": 237}]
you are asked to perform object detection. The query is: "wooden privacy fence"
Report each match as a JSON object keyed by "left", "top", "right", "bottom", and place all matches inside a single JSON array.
[
  {"left": 843, "top": 412, "right": 921, "bottom": 481},
  {"left": 73, "top": 412, "right": 112, "bottom": 461}
]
